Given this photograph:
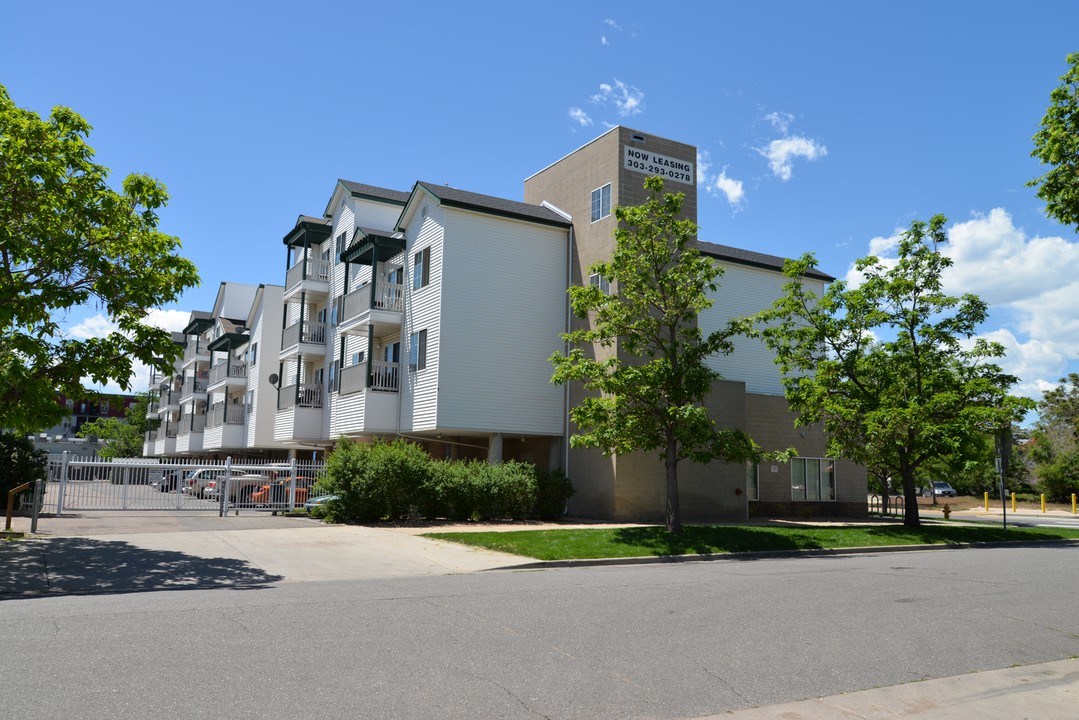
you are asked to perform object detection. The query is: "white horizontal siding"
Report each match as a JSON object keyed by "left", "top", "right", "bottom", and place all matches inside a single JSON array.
[
  {"left": 700, "top": 263, "right": 826, "bottom": 395},
  {"left": 400, "top": 202, "right": 443, "bottom": 432},
  {"left": 437, "top": 209, "right": 568, "bottom": 435}
]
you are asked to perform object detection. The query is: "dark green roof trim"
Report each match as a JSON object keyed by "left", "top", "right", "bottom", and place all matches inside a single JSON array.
[
  {"left": 342, "top": 228, "right": 407, "bottom": 265},
  {"left": 182, "top": 316, "right": 214, "bottom": 335},
  {"left": 339, "top": 180, "right": 410, "bottom": 205},
  {"left": 206, "top": 332, "right": 249, "bottom": 352},
  {"left": 399, "top": 182, "right": 572, "bottom": 231},
  {"left": 283, "top": 218, "right": 334, "bottom": 247},
  {"left": 696, "top": 240, "right": 835, "bottom": 282}
]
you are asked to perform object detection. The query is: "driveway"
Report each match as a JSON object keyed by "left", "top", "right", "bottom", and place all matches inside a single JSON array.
[{"left": 0, "top": 511, "right": 529, "bottom": 595}]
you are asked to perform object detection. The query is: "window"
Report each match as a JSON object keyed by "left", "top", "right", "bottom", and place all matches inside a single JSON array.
[
  {"left": 409, "top": 329, "right": 427, "bottom": 371},
  {"left": 327, "top": 361, "right": 336, "bottom": 392},
  {"left": 335, "top": 232, "right": 346, "bottom": 264},
  {"left": 351, "top": 351, "right": 365, "bottom": 366},
  {"left": 589, "top": 272, "right": 610, "bottom": 295},
  {"left": 250, "top": 343, "right": 258, "bottom": 366},
  {"left": 590, "top": 183, "right": 612, "bottom": 222},
  {"left": 791, "top": 458, "right": 836, "bottom": 501},
  {"left": 413, "top": 247, "right": 431, "bottom": 290}
]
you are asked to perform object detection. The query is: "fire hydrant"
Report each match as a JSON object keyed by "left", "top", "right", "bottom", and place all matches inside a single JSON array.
[{"left": 942, "top": 504, "right": 952, "bottom": 520}]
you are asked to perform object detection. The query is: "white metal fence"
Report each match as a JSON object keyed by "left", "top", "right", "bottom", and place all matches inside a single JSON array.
[{"left": 45, "top": 454, "right": 326, "bottom": 515}]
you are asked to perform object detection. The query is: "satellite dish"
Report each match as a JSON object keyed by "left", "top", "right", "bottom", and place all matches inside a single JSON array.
[{"left": 268, "top": 373, "right": 279, "bottom": 387}]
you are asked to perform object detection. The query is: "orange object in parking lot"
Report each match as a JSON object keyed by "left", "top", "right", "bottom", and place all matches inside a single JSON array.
[{"left": 250, "top": 477, "right": 316, "bottom": 507}]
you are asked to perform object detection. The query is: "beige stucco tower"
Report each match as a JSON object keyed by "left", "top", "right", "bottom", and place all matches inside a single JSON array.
[{"left": 525, "top": 127, "right": 866, "bottom": 522}]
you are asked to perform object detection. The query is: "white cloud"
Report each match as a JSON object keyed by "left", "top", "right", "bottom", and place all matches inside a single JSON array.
[
  {"left": 758, "top": 136, "right": 827, "bottom": 181},
  {"left": 601, "top": 36, "right": 608, "bottom": 46},
  {"left": 568, "top": 107, "right": 593, "bottom": 127},
  {"left": 603, "top": 18, "right": 622, "bottom": 30},
  {"left": 696, "top": 150, "right": 712, "bottom": 186},
  {"left": 697, "top": 150, "right": 745, "bottom": 208},
  {"left": 66, "top": 309, "right": 190, "bottom": 395},
  {"left": 764, "top": 111, "right": 794, "bottom": 134},
  {"left": 590, "top": 79, "right": 644, "bottom": 117},
  {"left": 712, "top": 170, "right": 745, "bottom": 206},
  {"left": 845, "top": 209, "right": 1079, "bottom": 404}
]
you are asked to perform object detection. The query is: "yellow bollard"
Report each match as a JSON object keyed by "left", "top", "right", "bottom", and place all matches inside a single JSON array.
[
  {"left": 1012, "top": 493, "right": 1016, "bottom": 512},
  {"left": 984, "top": 492, "right": 989, "bottom": 511},
  {"left": 1073, "top": 494, "right": 1077, "bottom": 515},
  {"left": 1041, "top": 494, "right": 1046, "bottom": 513}
]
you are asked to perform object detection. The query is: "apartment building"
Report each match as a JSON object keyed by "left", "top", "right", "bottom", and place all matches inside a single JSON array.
[
  {"left": 143, "top": 126, "right": 865, "bottom": 520},
  {"left": 274, "top": 180, "right": 571, "bottom": 468},
  {"left": 144, "top": 282, "right": 286, "bottom": 461}
]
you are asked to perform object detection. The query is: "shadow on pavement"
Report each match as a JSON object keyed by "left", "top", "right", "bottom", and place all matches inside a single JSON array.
[{"left": 0, "top": 537, "right": 283, "bottom": 598}]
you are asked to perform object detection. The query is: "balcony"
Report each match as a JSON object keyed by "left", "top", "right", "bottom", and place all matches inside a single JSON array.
[
  {"left": 180, "top": 374, "right": 209, "bottom": 401},
  {"left": 274, "top": 384, "right": 325, "bottom": 443},
  {"left": 333, "top": 362, "right": 400, "bottom": 436},
  {"left": 284, "top": 257, "right": 331, "bottom": 301},
  {"left": 279, "top": 321, "right": 327, "bottom": 360},
  {"left": 176, "top": 414, "right": 207, "bottom": 436},
  {"left": 182, "top": 341, "right": 210, "bottom": 367},
  {"left": 338, "top": 282, "right": 404, "bottom": 335},
  {"left": 278, "top": 383, "right": 323, "bottom": 410},
  {"left": 340, "top": 360, "right": 399, "bottom": 395},
  {"left": 208, "top": 360, "right": 248, "bottom": 389},
  {"left": 207, "top": 402, "right": 246, "bottom": 428}
]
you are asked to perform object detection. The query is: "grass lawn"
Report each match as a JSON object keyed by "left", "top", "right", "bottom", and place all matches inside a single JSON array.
[{"left": 424, "top": 524, "right": 1079, "bottom": 561}]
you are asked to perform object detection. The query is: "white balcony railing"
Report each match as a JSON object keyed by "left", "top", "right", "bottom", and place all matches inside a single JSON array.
[
  {"left": 370, "top": 360, "right": 399, "bottom": 392},
  {"left": 209, "top": 361, "right": 248, "bottom": 385},
  {"left": 282, "top": 321, "right": 327, "bottom": 349},
  {"left": 285, "top": 257, "right": 331, "bottom": 290},
  {"left": 340, "top": 282, "right": 404, "bottom": 324},
  {"left": 207, "top": 402, "right": 246, "bottom": 427},
  {"left": 278, "top": 383, "right": 324, "bottom": 410},
  {"left": 340, "top": 362, "right": 367, "bottom": 396},
  {"left": 181, "top": 374, "right": 209, "bottom": 398}
]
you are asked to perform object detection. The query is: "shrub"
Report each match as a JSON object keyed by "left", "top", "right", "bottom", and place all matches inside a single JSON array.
[
  {"left": 0, "top": 432, "right": 47, "bottom": 515},
  {"left": 469, "top": 461, "right": 537, "bottom": 520},
  {"left": 367, "top": 439, "right": 430, "bottom": 520},
  {"left": 533, "top": 469, "right": 574, "bottom": 519},
  {"left": 320, "top": 438, "right": 383, "bottom": 523}
]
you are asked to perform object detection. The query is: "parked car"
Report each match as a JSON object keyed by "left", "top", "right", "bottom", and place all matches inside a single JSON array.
[
  {"left": 203, "top": 473, "right": 275, "bottom": 504},
  {"left": 250, "top": 477, "right": 316, "bottom": 508},
  {"left": 179, "top": 468, "right": 242, "bottom": 499},
  {"left": 303, "top": 494, "right": 339, "bottom": 511},
  {"left": 156, "top": 471, "right": 184, "bottom": 493},
  {"left": 922, "top": 481, "right": 957, "bottom": 498}
]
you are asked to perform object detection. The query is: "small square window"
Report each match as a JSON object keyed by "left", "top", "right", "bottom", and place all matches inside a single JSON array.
[{"left": 589, "top": 272, "right": 610, "bottom": 295}]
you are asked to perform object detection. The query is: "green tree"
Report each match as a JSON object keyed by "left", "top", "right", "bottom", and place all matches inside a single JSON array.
[
  {"left": 1030, "top": 52, "right": 1079, "bottom": 232},
  {"left": 550, "top": 176, "right": 761, "bottom": 533},
  {"left": 0, "top": 431, "right": 47, "bottom": 513},
  {"left": 1029, "top": 373, "right": 1079, "bottom": 501},
  {"left": 755, "top": 216, "right": 1032, "bottom": 526},
  {"left": 0, "top": 85, "right": 199, "bottom": 433},
  {"left": 77, "top": 393, "right": 157, "bottom": 459}
]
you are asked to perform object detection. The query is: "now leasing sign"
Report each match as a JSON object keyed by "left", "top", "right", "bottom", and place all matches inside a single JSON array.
[{"left": 623, "top": 146, "right": 694, "bottom": 185}]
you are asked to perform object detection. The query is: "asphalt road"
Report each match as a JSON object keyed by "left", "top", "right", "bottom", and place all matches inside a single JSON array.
[{"left": 3, "top": 544, "right": 1078, "bottom": 720}]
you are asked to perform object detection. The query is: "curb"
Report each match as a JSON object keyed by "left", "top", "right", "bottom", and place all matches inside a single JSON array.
[{"left": 487, "top": 537, "right": 1079, "bottom": 571}]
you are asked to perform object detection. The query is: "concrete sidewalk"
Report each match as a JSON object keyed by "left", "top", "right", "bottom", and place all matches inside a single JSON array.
[
  {"left": 702, "top": 658, "right": 1078, "bottom": 719},
  {"left": 0, "top": 512, "right": 529, "bottom": 595}
]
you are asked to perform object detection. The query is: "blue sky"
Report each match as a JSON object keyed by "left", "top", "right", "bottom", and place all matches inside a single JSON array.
[{"left": 4, "top": 1, "right": 1078, "bottom": 407}]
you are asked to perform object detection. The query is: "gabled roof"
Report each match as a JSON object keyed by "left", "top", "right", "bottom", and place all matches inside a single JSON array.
[
  {"left": 342, "top": 227, "right": 407, "bottom": 266},
  {"left": 322, "top": 180, "right": 410, "bottom": 218},
  {"left": 182, "top": 310, "right": 214, "bottom": 335},
  {"left": 397, "top": 181, "right": 573, "bottom": 232},
  {"left": 283, "top": 215, "right": 333, "bottom": 247},
  {"left": 696, "top": 240, "right": 835, "bottom": 282}
]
